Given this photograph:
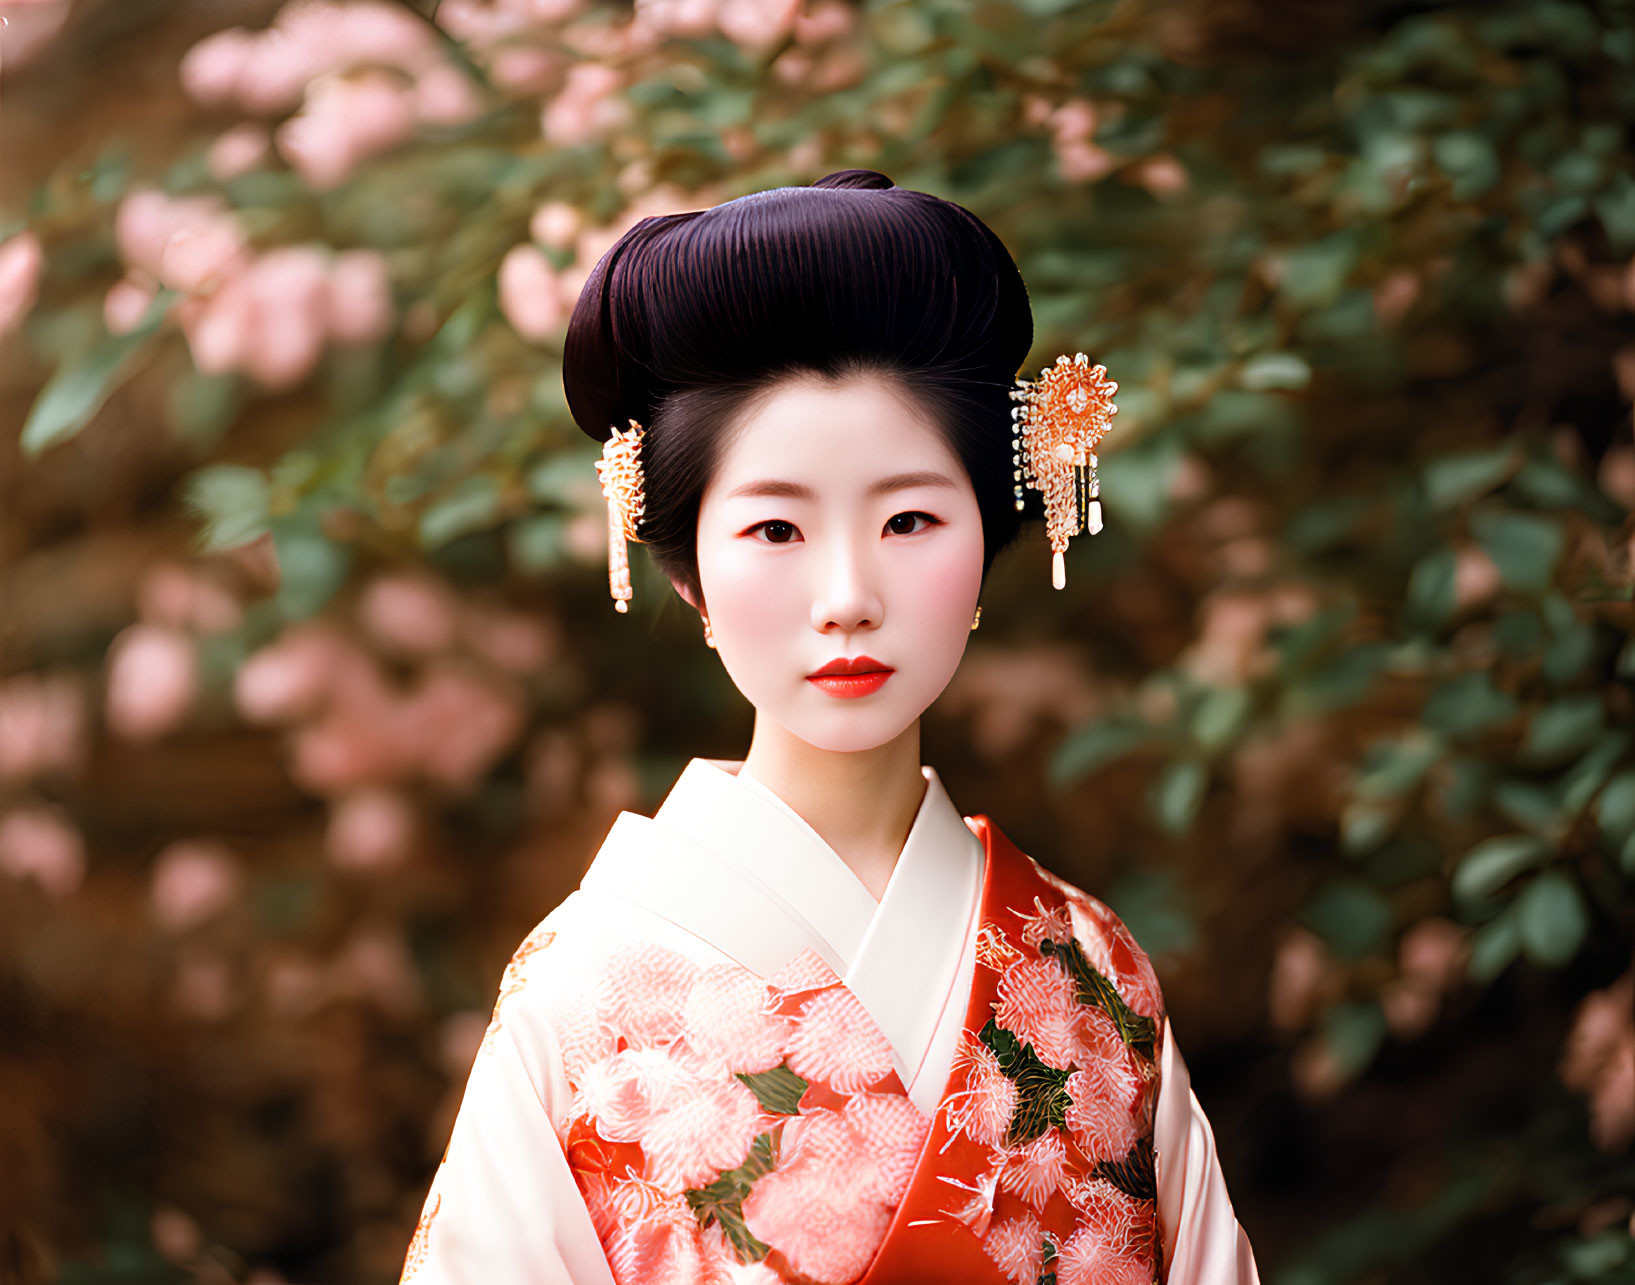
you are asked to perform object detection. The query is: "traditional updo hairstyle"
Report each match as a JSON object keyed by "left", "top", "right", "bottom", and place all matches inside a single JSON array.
[{"left": 561, "top": 169, "right": 1035, "bottom": 608}]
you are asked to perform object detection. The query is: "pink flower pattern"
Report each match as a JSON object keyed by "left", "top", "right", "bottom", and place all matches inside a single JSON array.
[{"left": 538, "top": 842, "right": 1164, "bottom": 1285}]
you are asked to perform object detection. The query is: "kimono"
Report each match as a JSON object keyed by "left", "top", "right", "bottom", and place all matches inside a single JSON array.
[{"left": 400, "top": 757, "right": 1260, "bottom": 1285}]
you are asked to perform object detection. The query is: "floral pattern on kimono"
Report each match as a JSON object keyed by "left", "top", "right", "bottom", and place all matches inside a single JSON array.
[
  {"left": 540, "top": 937, "right": 928, "bottom": 1285},
  {"left": 541, "top": 835, "right": 1168, "bottom": 1285}
]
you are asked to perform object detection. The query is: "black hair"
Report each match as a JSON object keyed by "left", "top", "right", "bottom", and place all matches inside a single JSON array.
[{"left": 561, "top": 168, "right": 1034, "bottom": 604}]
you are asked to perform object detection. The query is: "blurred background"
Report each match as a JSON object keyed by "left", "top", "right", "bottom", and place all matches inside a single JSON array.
[{"left": 2, "top": 0, "right": 1632, "bottom": 1281}]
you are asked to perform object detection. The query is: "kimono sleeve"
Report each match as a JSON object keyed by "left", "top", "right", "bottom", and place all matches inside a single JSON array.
[
  {"left": 1154, "top": 1017, "right": 1261, "bottom": 1284},
  {"left": 398, "top": 1021, "right": 615, "bottom": 1285}
]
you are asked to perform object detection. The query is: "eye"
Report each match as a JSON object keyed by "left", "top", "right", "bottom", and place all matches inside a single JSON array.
[
  {"left": 747, "top": 519, "right": 802, "bottom": 544},
  {"left": 886, "top": 511, "right": 941, "bottom": 536}
]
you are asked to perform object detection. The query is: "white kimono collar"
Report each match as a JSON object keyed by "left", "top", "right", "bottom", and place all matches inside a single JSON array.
[{"left": 579, "top": 756, "right": 984, "bottom": 1096}]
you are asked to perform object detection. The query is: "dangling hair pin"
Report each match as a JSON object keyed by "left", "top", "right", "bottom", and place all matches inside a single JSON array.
[
  {"left": 596, "top": 418, "right": 646, "bottom": 612},
  {"left": 1010, "top": 352, "right": 1119, "bottom": 590}
]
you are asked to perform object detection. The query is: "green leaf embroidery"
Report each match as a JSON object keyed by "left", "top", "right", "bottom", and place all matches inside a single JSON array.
[
  {"left": 1038, "top": 936, "right": 1158, "bottom": 1059},
  {"left": 1092, "top": 1134, "right": 1158, "bottom": 1202},
  {"left": 735, "top": 1063, "right": 808, "bottom": 1116},
  {"left": 684, "top": 1130, "right": 779, "bottom": 1263},
  {"left": 979, "top": 1018, "right": 1073, "bottom": 1147}
]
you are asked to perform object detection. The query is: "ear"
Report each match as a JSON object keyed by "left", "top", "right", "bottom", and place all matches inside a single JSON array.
[{"left": 668, "top": 575, "right": 701, "bottom": 612}]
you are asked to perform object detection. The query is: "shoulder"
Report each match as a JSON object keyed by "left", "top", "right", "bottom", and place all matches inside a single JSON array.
[{"left": 1021, "top": 853, "right": 1168, "bottom": 1025}]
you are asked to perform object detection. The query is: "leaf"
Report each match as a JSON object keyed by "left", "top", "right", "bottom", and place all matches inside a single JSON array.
[
  {"left": 1515, "top": 872, "right": 1588, "bottom": 968},
  {"left": 1050, "top": 718, "right": 1153, "bottom": 787},
  {"left": 1421, "top": 445, "right": 1515, "bottom": 510},
  {"left": 1466, "top": 906, "right": 1520, "bottom": 985},
  {"left": 1037, "top": 937, "right": 1157, "bottom": 1058},
  {"left": 1092, "top": 1134, "right": 1157, "bottom": 1201},
  {"left": 684, "top": 1130, "right": 778, "bottom": 1264},
  {"left": 1451, "top": 835, "right": 1550, "bottom": 904},
  {"left": 1148, "top": 759, "right": 1206, "bottom": 836},
  {"left": 1519, "top": 695, "right": 1603, "bottom": 766},
  {"left": 1594, "top": 770, "right": 1635, "bottom": 844},
  {"left": 735, "top": 1064, "right": 807, "bottom": 1117},
  {"left": 1299, "top": 882, "right": 1393, "bottom": 962},
  {"left": 1239, "top": 353, "right": 1311, "bottom": 391},
  {"left": 978, "top": 1019, "right": 1072, "bottom": 1147},
  {"left": 1319, "top": 1001, "right": 1387, "bottom": 1080},
  {"left": 1420, "top": 672, "right": 1518, "bottom": 739},
  {"left": 1406, "top": 547, "right": 1458, "bottom": 629},
  {"left": 1470, "top": 510, "right": 1564, "bottom": 594},
  {"left": 1190, "top": 686, "right": 1251, "bottom": 753},
  {"left": 183, "top": 466, "right": 271, "bottom": 552},
  {"left": 20, "top": 290, "right": 170, "bottom": 457}
]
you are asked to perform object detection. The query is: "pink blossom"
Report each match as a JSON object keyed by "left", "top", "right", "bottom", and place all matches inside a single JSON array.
[
  {"left": 434, "top": 0, "right": 534, "bottom": 45},
  {"left": 0, "top": 806, "right": 86, "bottom": 898},
  {"left": 576, "top": 1048, "right": 761, "bottom": 1189},
  {"left": 1065, "top": 895, "right": 1166, "bottom": 1021},
  {"left": 944, "top": 1037, "right": 1018, "bottom": 1149},
  {"left": 207, "top": 123, "right": 272, "bottom": 183},
  {"left": 498, "top": 243, "right": 569, "bottom": 341},
  {"left": 236, "top": 29, "right": 321, "bottom": 116},
  {"left": 541, "top": 63, "right": 626, "bottom": 146},
  {"left": 234, "top": 626, "right": 350, "bottom": 725},
  {"left": 983, "top": 1211, "right": 1045, "bottom": 1285},
  {"left": 993, "top": 956, "right": 1083, "bottom": 1069},
  {"left": 104, "top": 276, "right": 157, "bottom": 336},
  {"left": 360, "top": 574, "right": 458, "bottom": 656},
  {"left": 0, "top": 231, "right": 44, "bottom": 338},
  {"left": 158, "top": 216, "right": 250, "bottom": 294},
  {"left": 0, "top": 672, "right": 84, "bottom": 782},
  {"left": 325, "top": 248, "right": 394, "bottom": 344},
  {"left": 844, "top": 1092, "right": 928, "bottom": 1201},
  {"left": 331, "top": 924, "right": 422, "bottom": 1017},
  {"left": 785, "top": 986, "right": 896, "bottom": 1092},
  {"left": 278, "top": 0, "right": 441, "bottom": 77},
  {"left": 415, "top": 65, "right": 486, "bottom": 126},
  {"left": 681, "top": 965, "right": 790, "bottom": 1074},
  {"left": 326, "top": 788, "right": 415, "bottom": 871},
  {"left": 741, "top": 1107, "right": 894, "bottom": 1284},
  {"left": 635, "top": 0, "right": 719, "bottom": 37},
  {"left": 1056, "top": 140, "right": 1116, "bottom": 183},
  {"left": 1064, "top": 1009, "right": 1146, "bottom": 1163},
  {"left": 999, "top": 1130, "right": 1069, "bottom": 1210},
  {"left": 150, "top": 1205, "right": 202, "bottom": 1264},
  {"left": 137, "top": 563, "right": 242, "bottom": 634},
  {"left": 489, "top": 46, "right": 562, "bottom": 95},
  {"left": 172, "top": 950, "right": 236, "bottom": 1020},
  {"left": 150, "top": 840, "right": 242, "bottom": 932},
  {"left": 463, "top": 607, "right": 555, "bottom": 674},
  {"left": 530, "top": 200, "right": 582, "bottom": 252},
  {"left": 105, "top": 625, "right": 197, "bottom": 742},
  {"left": 276, "top": 72, "right": 416, "bottom": 191},
  {"left": 793, "top": 0, "right": 855, "bottom": 46},
  {"left": 180, "top": 272, "right": 254, "bottom": 375},
  {"left": 400, "top": 666, "right": 524, "bottom": 790},
  {"left": 601, "top": 1182, "right": 721, "bottom": 1285},
  {"left": 594, "top": 943, "right": 700, "bottom": 1048},
  {"left": 1133, "top": 153, "right": 1188, "bottom": 198},
  {"left": 179, "top": 28, "right": 260, "bottom": 108},
  {"left": 0, "top": 0, "right": 72, "bottom": 73},
  {"left": 1018, "top": 897, "right": 1074, "bottom": 949},
  {"left": 716, "top": 0, "right": 799, "bottom": 50},
  {"left": 241, "top": 246, "right": 331, "bottom": 390},
  {"left": 1057, "top": 1177, "right": 1155, "bottom": 1285}
]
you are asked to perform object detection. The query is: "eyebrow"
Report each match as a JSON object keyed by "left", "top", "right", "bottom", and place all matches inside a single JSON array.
[{"left": 723, "top": 470, "right": 962, "bottom": 501}]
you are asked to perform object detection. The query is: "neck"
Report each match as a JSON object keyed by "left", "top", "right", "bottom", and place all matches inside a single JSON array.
[{"left": 738, "top": 717, "right": 927, "bottom": 902}]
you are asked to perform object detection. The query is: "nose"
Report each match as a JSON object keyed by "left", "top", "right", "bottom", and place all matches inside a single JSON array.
[{"left": 810, "top": 532, "right": 883, "bottom": 635}]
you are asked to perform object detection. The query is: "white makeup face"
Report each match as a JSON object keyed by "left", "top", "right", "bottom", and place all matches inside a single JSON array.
[{"left": 681, "top": 373, "right": 986, "bottom": 754}]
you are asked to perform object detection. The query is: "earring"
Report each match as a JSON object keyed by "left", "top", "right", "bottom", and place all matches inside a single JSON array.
[
  {"left": 1011, "top": 352, "right": 1118, "bottom": 590},
  {"left": 595, "top": 418, "right": 646, "bottom": 613},
  {"left": 970, "top": 606, "right": 982, "bottom": 632},
  {"left": 702, "top": 614, "right": 717, "bottom": 649}
]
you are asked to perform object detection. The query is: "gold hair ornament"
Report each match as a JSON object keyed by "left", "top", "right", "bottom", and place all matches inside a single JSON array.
[
  {"left": 596, "top": 418, "right": 646, "bottom": 612},
  {"left": 1010, "top": 352, "right": 1118, "bottom": 590}
]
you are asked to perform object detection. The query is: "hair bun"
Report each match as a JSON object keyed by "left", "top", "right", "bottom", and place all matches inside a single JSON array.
[{"left": 810, "top": 169, "right": 896, "bottom": 191}]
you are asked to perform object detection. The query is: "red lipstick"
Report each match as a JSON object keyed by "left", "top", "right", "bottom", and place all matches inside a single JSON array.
[{"left": 806, "top": 655, "right": 894, "bottom": 699}]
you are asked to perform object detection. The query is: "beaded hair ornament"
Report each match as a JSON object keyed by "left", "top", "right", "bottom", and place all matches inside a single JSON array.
[{"left": 594, "top": 353, "right": 1118, "bottom": 610}]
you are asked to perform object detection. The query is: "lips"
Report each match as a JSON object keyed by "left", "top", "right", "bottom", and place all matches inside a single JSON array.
[{"left": 808, "top": 655, "right": 894, "bottom": 678}]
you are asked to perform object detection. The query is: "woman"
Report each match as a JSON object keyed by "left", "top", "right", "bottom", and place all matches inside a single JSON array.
[{"left": 400, "top": 170, "right": 1260, "bottom": 1284}]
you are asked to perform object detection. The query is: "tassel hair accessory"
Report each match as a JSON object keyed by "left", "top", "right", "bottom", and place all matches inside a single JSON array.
[
  {"left": 596, "top": 418, "right": 646, "bottom": 612},
  {"left": 1010, "top": 352, "right": 1119, "bottom": 590}
]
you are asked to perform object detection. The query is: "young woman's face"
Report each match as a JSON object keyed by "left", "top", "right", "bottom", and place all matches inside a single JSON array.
[{"left": 682, "top": 374, "right": 986, "bottom": 754}]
